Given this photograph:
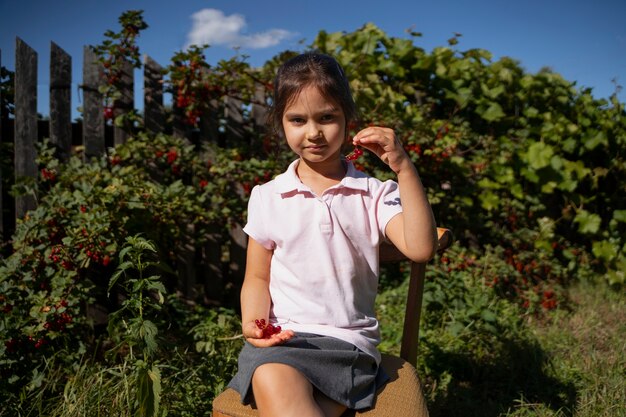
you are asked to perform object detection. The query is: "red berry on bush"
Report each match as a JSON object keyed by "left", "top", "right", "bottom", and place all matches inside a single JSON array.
[
  {"left": 41, "top": 168, "right": 56, "bottom": 181},
  {"left": 5, "top": 338, "right": 18, "bottom": 353},
  {"left": 104, "top": 106, "right": 114, "bottom": 120},
  {"left": 167, "top": 149, "right": 178, "bottom": 164}
]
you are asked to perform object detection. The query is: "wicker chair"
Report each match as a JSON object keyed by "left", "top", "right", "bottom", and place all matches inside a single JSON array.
[{"left": 213, "top": 227, "right": 454, "bottom": 417}]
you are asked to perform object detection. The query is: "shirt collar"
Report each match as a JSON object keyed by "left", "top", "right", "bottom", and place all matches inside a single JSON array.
[{"left": 274, "top": 159, "right": 369, "bottom": 194}]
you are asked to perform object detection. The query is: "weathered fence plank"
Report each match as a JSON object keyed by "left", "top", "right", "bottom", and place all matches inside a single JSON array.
[
  {"left": 252, "top": 84, "right": 267, "bottom": 127},
  {"left": 224, "top": 96, "right": 245, "bottom": 143},
  {"left": 143, "top": 55, "right": 164, "bottom": 133},
  {"left": 114, "top": 59, "right": 134, "bottom": 145},
  {"left": 50, "top": 42, "right": 72, "bottom": 161},
  {"left": 82, "top": 46, "right": 104, "bottom": 160},
  {"left": 14, "top": 38, "right": 37, "bottom": 218},
  {"left": 223, "top": 96, "right": 249, "bottom": 287},
  {"left": 199, "top": 227, "right": 225, "bottom": 302},
  {"left": 228, "top": 223, "right": 247, "bottom": 295},
  {"left": 0, "top": 48, "right": 4, "bottom": 239}
]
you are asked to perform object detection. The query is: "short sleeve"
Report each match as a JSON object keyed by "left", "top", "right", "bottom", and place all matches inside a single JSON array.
[
  {"left": 376, "top": 180, "right": 403, "bottom": 239},
  {"left": 242, "top": 185, "right": 276, "bottom": 250}
]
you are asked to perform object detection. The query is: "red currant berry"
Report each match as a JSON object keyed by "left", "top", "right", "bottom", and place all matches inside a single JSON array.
[
  {"left": 254, "top": 318, "right": 281, "bottom": 338},
  {"left": 103, "top": 107, "right": 114, "bottom": 120},
  {"left": 346, "top": 146, "right": 362, "bottom": 161}
]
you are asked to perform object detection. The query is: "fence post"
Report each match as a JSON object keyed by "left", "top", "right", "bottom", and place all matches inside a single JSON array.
[
  {"left": 82, "top": 46, "right": 105, "bottom": 160},
  {"left": 223, "top": 96, "right": 248, "bottom": 288},
  {"left": 14, "top": 38, "right": 38, "bottom": 218},
  {"left": 143, "top": 55, "right": 164, "bottom": 134},
  {"left": 251, "top": 84, "right": 267, "bottom": 127},
  {"left": 224, "top": 96, "right": 246, "bottom": 144},
  {"left": 50, "top": 42, "right": 72, "bottom": 162},
  {"left": 114, "top": 59, "right": 134, "bottom": 145},
  {"left": 0, "top": 48, "right": 4, "bottom": 239}
]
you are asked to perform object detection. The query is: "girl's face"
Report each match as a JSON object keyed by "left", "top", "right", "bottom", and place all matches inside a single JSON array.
[{"left": 282, "top": 85, "right": 347, "bottom": 165}]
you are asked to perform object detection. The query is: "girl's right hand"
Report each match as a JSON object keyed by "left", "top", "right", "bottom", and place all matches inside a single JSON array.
[{"left": 243, "top": 320, "right": 295, "bottom": 348}]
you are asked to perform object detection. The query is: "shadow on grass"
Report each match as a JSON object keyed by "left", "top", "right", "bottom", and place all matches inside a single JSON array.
[{"left": 425, "top": 337, "right": 577, "bottom": 417}]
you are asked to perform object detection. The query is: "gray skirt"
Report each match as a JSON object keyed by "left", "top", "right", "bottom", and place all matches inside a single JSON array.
[{"left": 227, "top": 333, "right": 389, "bottom": 410}]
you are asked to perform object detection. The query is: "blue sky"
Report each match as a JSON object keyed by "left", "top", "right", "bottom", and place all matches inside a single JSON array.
[{"left": 1, "top": 0, "right": 625, "bottom": 119}]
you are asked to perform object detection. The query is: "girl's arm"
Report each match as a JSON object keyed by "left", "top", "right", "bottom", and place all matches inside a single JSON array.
[
  {"left": 353, "top": 126, "right": 438, "bottom": 263},
  {"left": 240, "top": 237, "right": 294, "bottom": 347}
]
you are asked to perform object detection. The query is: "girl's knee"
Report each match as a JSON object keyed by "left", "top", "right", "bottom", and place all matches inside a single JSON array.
[
  {"left": 252, "top": 363, "right": 313, "bottom": 395},
  {"left": 252, "top": 363, "right": 321, "bottom": 417}
]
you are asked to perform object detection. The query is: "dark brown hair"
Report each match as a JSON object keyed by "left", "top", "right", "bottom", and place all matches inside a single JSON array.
[{"left": 268, "top": 52, "right": 357, "bottom": 137}]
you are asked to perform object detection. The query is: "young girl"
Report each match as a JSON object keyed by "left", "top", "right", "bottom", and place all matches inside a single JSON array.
[{"left": 227, "top": 52, "right": 438, "bottom": 417}]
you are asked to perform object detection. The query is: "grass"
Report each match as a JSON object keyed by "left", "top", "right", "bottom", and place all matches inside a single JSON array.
[
  {"left": 424, "top": 278, "right": 625, "bottom": 417},
  {"left": 510, "top": 280, "right": 625, "bottom": 417}
]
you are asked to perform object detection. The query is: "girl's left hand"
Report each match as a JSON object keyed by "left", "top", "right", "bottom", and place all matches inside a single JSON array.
[
  {"left": 352, "top": 126, "right": 412, "bottom": 174},
  {"left": 242, "top": 320, "right": 295, "bottom": 348}
]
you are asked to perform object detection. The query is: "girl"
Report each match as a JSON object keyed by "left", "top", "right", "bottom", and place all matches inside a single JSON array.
[{"left": 227, "top": 52, "right": 438, "bottom": 417}]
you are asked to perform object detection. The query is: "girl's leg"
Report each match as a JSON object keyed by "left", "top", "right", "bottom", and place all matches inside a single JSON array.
[
  {"left": 251, "top": 363, "right": 347, "bottom": 417},
  {"left": 314, "top": 390, "right": 348, "bottom": 417}
]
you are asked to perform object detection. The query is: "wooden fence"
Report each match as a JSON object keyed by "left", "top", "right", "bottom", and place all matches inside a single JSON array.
[{"left": 0, "top": 38, "right": 267, "bottom": 302}]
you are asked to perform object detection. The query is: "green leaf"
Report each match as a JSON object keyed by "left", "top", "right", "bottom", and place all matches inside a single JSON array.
[
  {"left": 541, "top": 181, "right": 558, "bottom": 193},
  {"left": 526, "top": 141, "right": 554, "bottom": 169},
  {"left": 481, "top": 83, "right": 505, "bottom": 99},
  {"left": 479, "top": 190, "right": 500, "bottom": 211},
  {"left": 573, "top": 210, "right": 602, "bottom": 234},
  {"left": 613, "top": 210, "right": 626, "bottom": 223},
  {"left": 583, "top": 130, "right": 608, "bottom": 150},
  {"left": 136, "top": 365, "right": 161, "bottom": 417},
  {"left": 447, "top": 321, "right": 465, "bottom": 336},
  {"left": 480, "top": 309, "right": 497, "bottom": 322},
  {"left": 139, "top": 319, "right": 159, "bottom": 354},
  {"left": 479, "top": 102, "right": 505, "bottom": 122},
  {"left": 592, "top": 240, "right": 618, "bottom": 262}
]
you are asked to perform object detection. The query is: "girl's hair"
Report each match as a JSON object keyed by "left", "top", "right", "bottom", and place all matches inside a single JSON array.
[{"left": 268, "top": 52, "right": 357, "bottom": 137}]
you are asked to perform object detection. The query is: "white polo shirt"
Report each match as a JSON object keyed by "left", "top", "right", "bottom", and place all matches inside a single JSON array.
[{"left": 243, "top": 159, "right": 403, "bottom": 363}]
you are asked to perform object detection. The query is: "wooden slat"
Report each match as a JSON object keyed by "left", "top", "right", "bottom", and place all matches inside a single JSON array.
[
  {"left": 199, "top": 226, "right": 225, "bottom": 302},
  {"left": 226, "top": 95, "right": 248, "bottom": 289},
  {"left": 224, "top": 96, "right": 245, "bottom": 144},
  {"left": 143, "top": 55, "right": 164, "bottom": 133},
  {"left": 82, "top": 46, "right": 104, "bottom": 160},
  {"left": 0, "top": 48, "right": 4, "bottom": 238},
  {"left": 113, "top": 59, "right": 133, "bottom": 145},
  {"left": 228, "top": 223, "right": 247, "bottom": 296},
  {"left": 251, "top": 84, "right": 267, "bottom": 127},
  {"left": 14, "top": 37, "right": 38, "bottom": 218},
  {"left": 198, "top": 97, "right": 220, "bottom": 144},
  {"left": 171, "top": 86, "right": 187, "bottom": 139},
  {"left": 400, "top": 262, "right": 427, "bottom": 366},
  {"left": 197, "top": 68, "right": 220, "bottom": 144},
  {"left": 50, "top": 42, "right": 72, "bottom": 161},
  {"left": 177, "top": 224, "right": 197, "bottom": 298}
]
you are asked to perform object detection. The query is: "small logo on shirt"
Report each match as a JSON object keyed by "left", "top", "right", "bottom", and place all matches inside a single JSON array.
[{"left": 384, "top": 197, "right": 401, "bottom": 206}]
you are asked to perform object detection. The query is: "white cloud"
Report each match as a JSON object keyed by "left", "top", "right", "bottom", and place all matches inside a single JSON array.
[{"left": 185, "top": 9, "right": 295, "bottom": 49}]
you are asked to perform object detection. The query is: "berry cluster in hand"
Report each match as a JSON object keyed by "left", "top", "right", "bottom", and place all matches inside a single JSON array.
[
  {"left": 254, "top": 318, "right": 281, "bottom": 339},
  {"left": 345, "top": 146, "right": 363, "bottom": 161}
]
